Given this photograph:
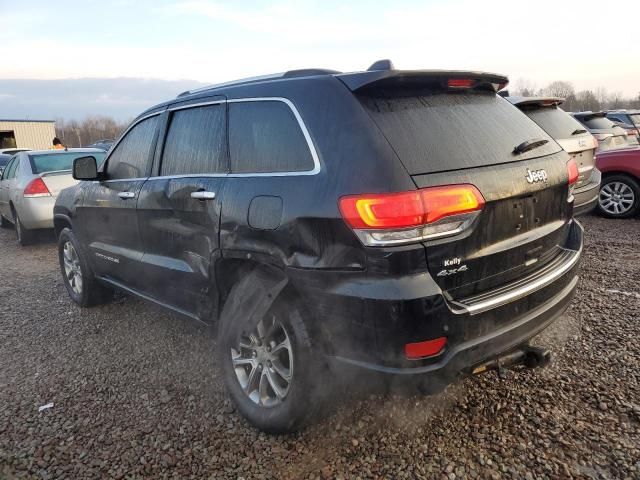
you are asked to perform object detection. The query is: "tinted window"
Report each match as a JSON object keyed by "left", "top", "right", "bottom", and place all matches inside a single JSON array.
[
  {"left": 0, "top": 155, "right": 11, "bottom": 167},
  {"left": 29, "top": 152, "right": 106, "bottom": 174},
  {"left": 229, "top": 101, "right": 314, "bottom": 173},
  {"left": 576, "top": 115, "right": 616, "bottom": 130},
  {"left": 161, "top": 104, "right": 227, "bottom": 175},
  {"left": 106, "top": 115, "right": 159, "bottom": 180},
  {"left": 1, "top": 158, "right": 15, "bottom": 179},
  {"left": 524, "top": 107, "right": 587, "bottom": 139},
  {"left": 359, "top": 93, "right": 559, "bottom": 175}
]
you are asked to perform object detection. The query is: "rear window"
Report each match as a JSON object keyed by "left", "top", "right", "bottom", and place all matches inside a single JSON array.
[
  {"left": 29, "top": 152, "right": 106, "bottom": 174},
  {"left": 229, "top": 100, "right": 315, "bottom": 174},
  {"left": 359, "top": 93, "right": 559, "bottom": 175},
  {"left": 629, "top": 114, "right": 640, "bottom": 127},
  {"left": 523, "top": 107, "right": 586, "bottom": 139},
  {"left": 576, "top": 115, "right": 616, "bottom": 130},
  {"left": 0, "top": 155, "right": 11, "bottom": 167}
]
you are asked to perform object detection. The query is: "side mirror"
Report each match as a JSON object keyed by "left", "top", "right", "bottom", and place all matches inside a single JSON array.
[{"left": 73, "top": 156, "right": 98, "bottom": 180}]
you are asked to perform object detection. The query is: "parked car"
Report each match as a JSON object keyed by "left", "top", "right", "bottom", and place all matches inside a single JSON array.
[
  {"left": 605, "top": 109, "right": 640, "bottom": 138},
  {"left": 506, "top": 96, "right": 600, "bottom": 216},
  {"left": 0, "top": 148, "right": 31, "bottom": 155},
  {"left": 608, "top": 120, "right": 640, "bottom": 144},
  {"left": 571, "top": 112, "right": 638, "bottom": 151},
  {"left": 0, "top": 148, "right": 106, "bottom": 244},
  {"left": 595, "top": 146, "right": 640, "bottom": 218},
  {"left": 54, "top": 62, "right": 583, "bottom": 432},
  {"left": 86, "top": 139, "right": 114, "bottom": 151},
  {"left": 0, "top": 154, "right": 13, "bottom": 176}
]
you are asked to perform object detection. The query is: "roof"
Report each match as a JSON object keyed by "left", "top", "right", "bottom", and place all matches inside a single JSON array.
[
  {"left": 25, "top": 148, "right": 104, "bottom": 155},
  {"left": 0, "top": 119, "right": 55, "bottom": 123},
  {"left": 505, "top": 96, "right": 565, "bottom": 108},
  {"left": 174, "top": 59, "right": 508, "bottom": 100}
]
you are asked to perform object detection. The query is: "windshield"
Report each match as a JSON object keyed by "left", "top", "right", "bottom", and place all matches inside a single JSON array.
[
  {"left": 525, "top": 107, "right": 587, "bottom": 139},
  {"left": 358, "top": 93, "right": 560, "bottom": 175},
  {"left": 29, "top": 152, "right": 106, "bottom": 174}
]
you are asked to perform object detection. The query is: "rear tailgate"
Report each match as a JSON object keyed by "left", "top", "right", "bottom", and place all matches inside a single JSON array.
[
  {"left": 40, "top": 171, "right": 78, "bottom": 197},
  {"left": 358, "top": 89, "right": 573, "bottom": 299}
]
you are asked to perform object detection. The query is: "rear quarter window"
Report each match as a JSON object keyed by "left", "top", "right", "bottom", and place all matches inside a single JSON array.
[
  {"left": 229, "top": 100, "right": 315, "bottom": 174},
  {"left": 359, "top": 93, "right": 560, "bottom": 175},
  {"left": 523, "top": 107, "right": 586, "bottom": 139}
]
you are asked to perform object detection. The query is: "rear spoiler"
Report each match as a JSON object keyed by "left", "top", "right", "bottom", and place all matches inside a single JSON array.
[
  {"left": 336, "top": 69, "right": 508, "bottom": 94},
  {"left": 505, "top": 96, "right": 565, "bottom": 108},
  {"left": 573, "top": 111, "right": 607, "bottom": 121}
]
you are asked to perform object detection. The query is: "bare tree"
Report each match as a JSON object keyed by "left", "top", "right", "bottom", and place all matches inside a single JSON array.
[
  {"left": 542, "top": 81, "right": 575, "bottom": 99},
  {"left": 575, "top": 90, "right": 601, "bottom": 112},
  {"left": 55, "top": 116, "right": 130, "bottom": 147}
]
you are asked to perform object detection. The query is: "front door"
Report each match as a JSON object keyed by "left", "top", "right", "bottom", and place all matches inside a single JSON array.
[
  {"left": 136, "top": 99, "right": 227, "bottom": 319},
  {"left": 76, "top": 113, "right": 161, "bottom": 290}
]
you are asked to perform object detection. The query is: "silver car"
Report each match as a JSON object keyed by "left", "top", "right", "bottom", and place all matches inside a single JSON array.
[{"left": 0, "top": 149, "right": 105, "bottom": 245}]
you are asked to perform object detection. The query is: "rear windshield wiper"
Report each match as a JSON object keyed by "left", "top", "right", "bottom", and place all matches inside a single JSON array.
[
  {"left": 571, "top": 128, "right": 587, "bottom": 135},
  {"left": 513, "top": 138, "right": 549, "bottom": 155}
]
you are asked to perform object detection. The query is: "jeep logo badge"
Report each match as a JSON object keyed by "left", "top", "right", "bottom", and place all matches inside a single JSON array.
[{"left": 525, "top": 168, "right": 548, "bottom": 184}]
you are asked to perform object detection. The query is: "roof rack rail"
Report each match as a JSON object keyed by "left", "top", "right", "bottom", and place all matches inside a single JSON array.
[{"left": 177, "top": 73, "right": 286, "bottom": 98}]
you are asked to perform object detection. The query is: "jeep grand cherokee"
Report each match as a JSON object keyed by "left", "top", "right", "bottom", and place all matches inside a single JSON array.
[{"left": 54, "top": 61, "right": 583, "bottom": 432}]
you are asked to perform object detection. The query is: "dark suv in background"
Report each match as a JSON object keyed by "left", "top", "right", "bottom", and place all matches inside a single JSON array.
[
  {"left": 605, "top": 110, "right": 640, "bottom": 140},
  {"left": 505, "top": 96, "right": 600, "bottom": 215},
  {"left": 54, "top": 61, "right": 584, "bottom": 432}
]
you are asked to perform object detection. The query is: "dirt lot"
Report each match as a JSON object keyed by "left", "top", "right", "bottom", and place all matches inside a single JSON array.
[{"left": 0, "top": 214, "right": 639, "bottom": 480}]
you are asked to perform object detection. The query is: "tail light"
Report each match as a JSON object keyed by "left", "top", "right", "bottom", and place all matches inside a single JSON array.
[
  {"left": 339, "top": 184, "right": 485, "bottom": 246},
  {"left": 567, "top": 159, "right": 579, "bottom": 202},
  {"left": 23, "top": 177, "right": 51, "bottom": 198}
]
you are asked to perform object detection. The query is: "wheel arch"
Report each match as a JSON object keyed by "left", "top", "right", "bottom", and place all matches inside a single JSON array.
[
  {"left": 600, "top": 170, "right": 640, "bottom": 182},
  {"left": 53, "top": 213, "right": 73, "bottom": 238}
]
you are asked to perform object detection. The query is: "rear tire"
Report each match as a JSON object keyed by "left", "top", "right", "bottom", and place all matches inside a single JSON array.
[
  {"left": 58, "top": 227, "right": 112, "bottom": 307},
  {"left": 597, "top": 175, "right": 640, "bottom": 219},
  {"left": 13, "top": 211, "right": 34, "bottom": 246},
  {"left": 218, "top": 287, "right": 325, "bottom": 433}
]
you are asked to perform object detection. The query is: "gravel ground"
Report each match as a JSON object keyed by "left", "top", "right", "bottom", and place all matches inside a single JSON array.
[{"left": 0, "top": 214, "right": 639, "bottom": 480}]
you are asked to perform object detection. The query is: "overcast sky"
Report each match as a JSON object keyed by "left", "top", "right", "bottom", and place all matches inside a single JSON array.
[{"left": 1, "top": 0, "right": 639, "bottom": 119}]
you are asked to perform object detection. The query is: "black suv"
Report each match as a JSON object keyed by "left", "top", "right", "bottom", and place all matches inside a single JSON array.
[{"left": 54, "top": 61, "right": 584, "bottom": 432}]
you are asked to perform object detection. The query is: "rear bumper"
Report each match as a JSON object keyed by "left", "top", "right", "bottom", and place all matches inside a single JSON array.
[
  {"left": 293, "top": 220, "right": 583, "bottom": 381},
  {"left": 17, "top": 196, "right": 55, "bottom": 229},
  {"left": 573, "top": 168, "right": 601, "bottom": 216}
]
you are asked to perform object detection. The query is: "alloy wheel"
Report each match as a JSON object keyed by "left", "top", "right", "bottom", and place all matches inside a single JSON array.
[
  {"left": 62, "top": 241, "right": 83, "bottom": 295},
  {"left": 231, "top": 315, "right": 293, "bottom": 407},
  {"left": 599, "top": 181, "right": 635, "bottom": 215}
]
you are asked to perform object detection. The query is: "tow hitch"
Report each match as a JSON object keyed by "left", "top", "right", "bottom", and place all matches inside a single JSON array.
[{"left": 471, "top": 345, "right": 551, "bottom": 376}]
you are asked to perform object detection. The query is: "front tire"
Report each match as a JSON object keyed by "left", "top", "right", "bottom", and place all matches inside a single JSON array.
[
  {"left": 218, "top": 288, "right": 325, "bottom": 433},
  {"left": 58, "top": 228, "right": 112, "bottom": 307},
  {"left": 597, "top": 175, "right": 640, "bottom": 219}
]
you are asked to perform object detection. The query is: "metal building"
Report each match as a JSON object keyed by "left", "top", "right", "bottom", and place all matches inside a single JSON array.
[{"left": 0, "top": 119, "right": 57, "bottom": 150}]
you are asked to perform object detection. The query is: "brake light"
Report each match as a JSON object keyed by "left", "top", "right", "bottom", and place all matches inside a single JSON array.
[
  {"left": 23, "top": 177, "right": 51, "bottom": 197},
  {"left": 405, "top": 337, "right": 447, "bottom": 360},
  {"left": 339, "top": 184, "right": 485, "bottom": 246},
  {"left": 567, "top": 159, "right": 579, "bottom": 186},
  {"left": 448, "top": 78, "right": 475, "bottom": 89}
]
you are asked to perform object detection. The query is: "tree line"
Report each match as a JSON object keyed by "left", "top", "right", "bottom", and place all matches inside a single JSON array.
[
  {"left": 511, "top": 80, "right": 640, "bottom": 113},
  {"left": 55, "top": 116, "right": 130, "bottom": 148}
]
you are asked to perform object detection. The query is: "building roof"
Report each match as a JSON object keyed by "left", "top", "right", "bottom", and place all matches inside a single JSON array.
[{"left": 0, "top": 119, "right": 56, "bottom": 123}]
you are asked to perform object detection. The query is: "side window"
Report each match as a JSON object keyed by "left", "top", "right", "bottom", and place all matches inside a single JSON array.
[
  {"left": 229, "top": 100, "right": 315, "bottom": 174},
  {"left": 6, "top": 157, "right": 19, "bottom": 179},
  {"left": 160, "top": 104, "right": 227, "bottom": 176},
  {"left": 1, "top": 158, "right": 14, "bottom": 180},
  {"left": 106, "top": 115, "right": 159, "bottom": 180}
]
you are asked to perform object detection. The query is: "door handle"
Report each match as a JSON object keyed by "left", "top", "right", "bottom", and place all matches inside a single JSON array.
[
  {"left": 190, "top": 191, "right": 216, "bottom": 200},
  {"left": 118, "top": 191, "right": 136, "bottom": 199}
]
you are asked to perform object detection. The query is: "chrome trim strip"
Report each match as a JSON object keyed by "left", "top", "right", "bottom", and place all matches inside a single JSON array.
[
  {"left": 450, "top": 244, "right": 582, "bottom": 316},
  {"left": 168, "top": 100, "right": 225, "bottom": 111}
]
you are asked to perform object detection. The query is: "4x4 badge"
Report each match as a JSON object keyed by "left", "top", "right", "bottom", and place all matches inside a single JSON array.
[{"left": 525, "top": 168, "right": 548, "bottom": 184}]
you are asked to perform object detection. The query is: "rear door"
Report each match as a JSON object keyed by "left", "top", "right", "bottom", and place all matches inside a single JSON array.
[
  {"left": 359, "top": 91, "right": 572, "bottom": 298},
  {"left": 0, "top": 156, "right": 18, "bottom": 219},
  {"left": 136, "top": 97, "right": 227, "bottom": 318},
  {"left": 76, "top": 114, "right": 161, "bottom": 289}
]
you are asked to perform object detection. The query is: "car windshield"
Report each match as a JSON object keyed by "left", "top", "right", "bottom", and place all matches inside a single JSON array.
[
  {"left": 524, "top": 107, "right": 587, "bottom": 139},
  {"left": 629, "top": 114, "right": 640, "bottom": 127},
  {"left": 29, "top": 151, "right": 106, "bottom": 174}
]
